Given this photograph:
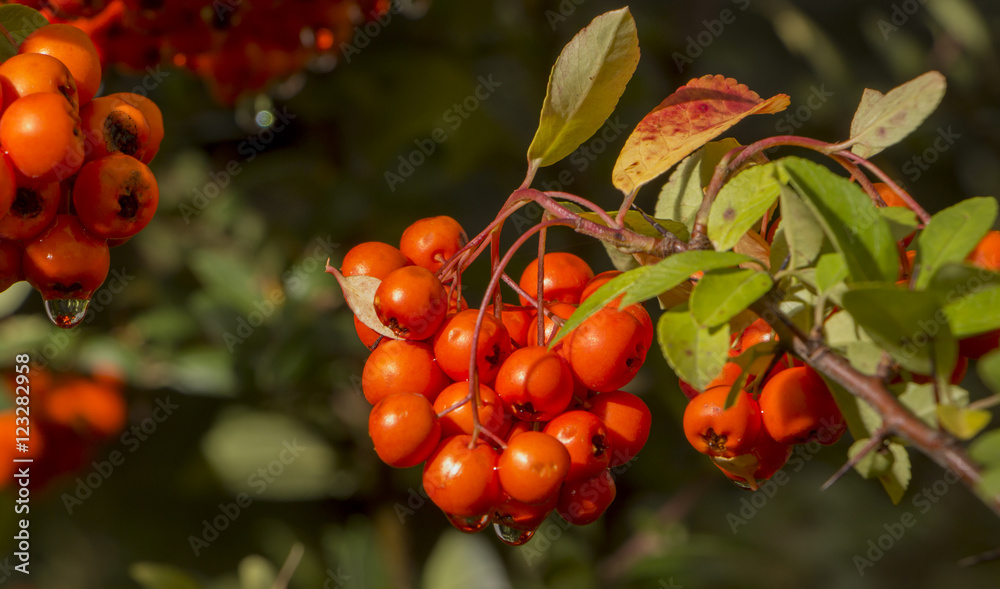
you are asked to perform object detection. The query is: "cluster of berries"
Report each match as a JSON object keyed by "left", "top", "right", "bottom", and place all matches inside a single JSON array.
[
  {"left": 2, "top": 367, "right": 126, "bottom": 490},
  {"left": 8, "top": 0, "right": 388, "bottom": 104},
  {"left": 336, "top": 215, "right": 654, "bottom": 544},
  {"left": 680, "top": 320, "right": 847, "bottom": 490},
  {"left": 0, "top": 22, "right": 163, "bottom": 327}
]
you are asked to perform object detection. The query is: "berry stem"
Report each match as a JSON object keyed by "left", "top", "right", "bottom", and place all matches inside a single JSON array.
[{"left": 819, "top": 428, "right": 888, "bottom": 492}]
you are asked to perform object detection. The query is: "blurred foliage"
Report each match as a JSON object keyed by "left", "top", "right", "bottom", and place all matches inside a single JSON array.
[{"left": 1, "top": 1, "right": 1000, "bottom": 587}]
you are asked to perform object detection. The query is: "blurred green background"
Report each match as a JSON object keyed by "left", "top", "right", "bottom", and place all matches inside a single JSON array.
[{"left": 2, "top": 0, "right": 1000, "bottom": 587}]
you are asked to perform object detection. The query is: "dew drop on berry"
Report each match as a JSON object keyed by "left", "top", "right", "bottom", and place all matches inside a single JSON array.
[
  {"left": 493, "top": 523, "right": 535, "bottom": 546},
  {"left": 44, "top": 298, "right": 90, "bottom": 328},
  {"left": 444, "top": 512, "right": 491, "bottom": 534}
]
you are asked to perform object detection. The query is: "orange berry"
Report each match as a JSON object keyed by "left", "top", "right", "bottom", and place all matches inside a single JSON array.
[{"left": 20, "top": 24, "right": 103, "bottom": 105}]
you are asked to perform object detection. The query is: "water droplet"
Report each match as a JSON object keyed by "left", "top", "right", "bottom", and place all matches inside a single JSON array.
[
  {"left": 493, "top": 523, "right": 534, "bottom": 546},
  {"left": 445, "top": 512, "right": 490, "bottom": 534},
  {"left": 44, "top": 298, "right": 89, "bottom": 328}
]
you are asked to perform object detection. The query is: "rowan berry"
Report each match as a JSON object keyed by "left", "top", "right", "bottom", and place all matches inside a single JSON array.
[
  {"left": 498, "top": 304, "right": 534, "bottom": 348},
  {"left": 0, "top": 52, "right": 79, "bottom": 113},
  {"left": 20, "top": 23, "right": 103, "bottom": 105},
  {"left": 368, "top": 393, "right": 441, "bottom": 468},
  {"left": 682, "top": 385, "right": 762, "bottom": 458},
  {"left": 492, "top": 492, "right": 557, "bottom": 533},
  {"left": 713, "top": 426, "right": 793, "bottom": 490},
  {"left": 580, "top": 269, "right": 622, "bottom": 303},
  {"left": 758, "top": 366, "right": 845, "bottom": 445},
  {"left": 543, "top": 410, "right": 611, "bottom": 482},
  {"left": 525, "top": 301, "right": 575, "bottom": 348},
  {"left": 560, "top": 307, "right": 647, "bottom": 393},
  {"left": 556, "top": 469, "right": 616, "bottom": 526},
  {"left": 22, "top": 214, "right": 109, "bottom": 302},
  {"left": 518, "top": 252, "right": 594, "bottom": 305},
  {"left": 105, "top": 92, "right": 163, "bottom": 162},
  {"left": 341, "top": 241, "right": 408, "bottom": 280},
  {"left": 354, "top": 314, "right": 382, "bottom": 349},
  {"left": 432, "top": 309, "right": 512, "bottom": 384},
  {"left": 0, "top": 239, "right": 23, "bottom": 292},
  {"left": 79, "top": 96, "right": 151, "bottom": 161},
  {"left": 498, "top": 431, "right": 570, "bottom": 505},
  {"left": 361, "top": 339, "right": 450, "bottom": 405},
  {"left": 587, "top": 390, "right": 651, "bottom": 467},
  {"left": 433, "top": 381, "right": 510, "bottom": 439},
  {"left": 72, "top": 153, "right": 159, "bottom": 239},
  {"left": 399, "top": 215, "right": 467, "bottom": 272},
  {"left": 422, "top": 435, "right": 502, "bottom": 518},
  {"left": 0, "top": 92, "right": 85, "bottom": 179},
  {"left": 0, "top": 173, "right": 61, "bottom": 241},
  {"left": 41, "top": 376, "right": 125, "bottom": 438},
  {"left": 373, "top": 265, "right": 448, "bottom": 340}
]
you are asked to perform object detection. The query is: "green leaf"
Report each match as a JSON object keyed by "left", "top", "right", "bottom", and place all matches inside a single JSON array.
[
  {"left": 969, "top": 428, "right": 1000, "bottom": 466},
  {"left": 815, "top": 253, "right": 849, "bottom": 294},
  {"left": 925, "top": 263, "right": 1000, "bottom": 299},
  {"left": 976, "top": 467, "right": 1000, "bottom": 500},
  {"left": 823, "top": 376, "right": 879, "bottom": 440},
  {"left": 877, "top": 442, "right": 912, "bottom": 505},
  {"left": 978, "top": 350, "right": 1000, "bottom": 394},
  {"left": 689, "top": 268, "right": 772, "bottom": 328},
  {"left": 914, "top": 197, "right": 998, "bottom": 290},
  {"left": 842, "top": 286, "right": 957, "bottom": 376},
  {"left": 780, "top": 157, "right": 897, "bottom": 282},
  {"left": 422, "top": 531, "right": 511, "bottom": 589},
  {"left": 846, "top": 71, "right": 947, "bottom": 158},
  {"left": 879, "top": 206, "right": 919, "bottom": 243},
  {"left": 579, "top": 209, "right": 690, "bottom": 242},
  {"left": 845, "top": 341, "right": 883, "bottom": 376},
  {"left": 937, "top": 405, "right": 991, "bottom": 440},
  {"left": 708, "top": 163, "right": 780, "bottom": 251},
  {"left": 899, "top": 383, "right": 969, "bottom": 428},
  {"left": 657, "top": 305, "right": 729, "bottom": 390},
  {"left": 778, "top": 185, "right": 825, "bottom": 269},
  {"left": 655, "top": 138, "right": 741, "bottom": 231},
  {"left": 0, "top": 5, "right": 47, "bottom": 57},
  {"left": 849, "top": 438, "right": 894, "bottom": 479},
  {"left": 848, "top": 88, "right": 884, "bottom": 139},
  {"left": 130, "top": 563, "right": 202, "bottom": 589},
  {"left": 944, "top": 283, "right": 1000, "bottom": 337},
  {"left": 527, "top": 8, "right": 639, "bottom": 167},
  {"left": 599, "top": 240, "right": 640, "bottom": 272},
  {"left": 621, "top": 250, "right": 755, "bottom": 307}
]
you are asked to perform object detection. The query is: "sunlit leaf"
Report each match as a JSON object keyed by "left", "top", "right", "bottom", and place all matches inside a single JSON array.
[
  {"left": 655, "top": 138, "right": 741, "bottom": 230},
  {"left": 780, "top": 157, "right": 897, "bottom": 282},
  {"left": 914, "top": 197, "right": 998, "bottom": 290},
  {"left": 612, "top": 75, "right": 789, "bottom": 195},
  {"left": 848, "top": 88, "right": 884, "bottom": 139},
  {"left": 325, "top": 263, "right": 398, "bottom": 340},
  {"left": 657, "top": 305, "right": 729, "bottom": 390},
  {"left": 899, "top": 383, "right": 969, "bottom": 428},
  {"left": 689, "top": 268, "right": 772, "bottom": 328},
  {"left": 621, "top": 250, "right": 755, "bottom": 308},
  {"left": 708, "top": 163, "right": 781, "bottom": 251},
  {"left": 579, "top": 209, "right": 690, "bottom": 241},
  {"left": 846, "top": 71, "right": 947, "bottom": 158},
  {"left": 815, "top": 253, "right": 848, "bottom": 294},
  {"left": 527, "top": 8, "right": 639, "bottom": 167},
  {"left": 779, "top": 185, "right": 825, "bottom": 270},
  {"left": 937, "top": 405, "right": 991, "bottom": 440}
]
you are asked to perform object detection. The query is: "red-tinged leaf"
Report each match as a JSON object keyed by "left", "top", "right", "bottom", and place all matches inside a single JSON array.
[
  {"left": 612, "top": 75, "right": 790, "bottom": 195},
  {"left": 324, "top": 261, "right": 399, "bottom": 340}
]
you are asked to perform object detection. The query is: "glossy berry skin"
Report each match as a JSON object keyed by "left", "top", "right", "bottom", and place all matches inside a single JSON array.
[
  {"left": 22, "top": 214, "right": 109, "bottom": 300},
  {"left": 494, "top": 346, "right": 573, "bottom": 421},
  {"left": 518, "top": 252, "right": 594, "bottom": 306},
  {"left": 20, "top": 24, "right": 103, "bottom": 105},
  {"left": 369, "top": 393, "right": 441, "bottom": 468},
  {"left": 72, "top": 153, "right": 159, "bottom": 239},
  {"left": 105, "top": 92, "right": 163, "bottom": 162},
  {"left": 0, "top": 92, "right": 85, "bottom": 180},
  {"left": 498, "top": 431, "right": 570, "bottom": 505},
  {"left": 361, "top": 339, "right": 450, "bottom": 405},
  {"left": 556, "top": 470, "right": 616, "bottom": 526},
  {"left": 580, "top": 270, "right": 623, "bottom": 304},
  {"left": 0, "top": 175, "right": 61, "bottom": 240},
  {"left": 713, "top": 426, "right": 793, "bottom": 490},
  {"left": 587, "top": 390, "right": 651, "bottom": 467},
  {"left": 433, "top": 381, "right": 510, "bottom": 439},
  {"left": 493, "top": 492, "right": 557, "bottom": 532},
  {"left": 0, "top": 52, "right": 79, "bottom": 112},
  {"left": 683, "top": 385, "right": 762, "bottom": 458},
  {"left": 422, "top": 435, "right": 502, "bottom": 518},
  {"left": 432, "top": 309, "right": 512, "bottom": 384},
  {"left": 354, "top": 314, "right": 382, "bottom": 349},
  {"left": 79, "top": 96, "right": 151, "bottom": 161},
  {"left": 543, "top": 410, "right": 612, "bottom": 482},
  {"left": 399, "top": 215, "right": 467, "bottom": 272},
  {"left": 525, "top": 301, "right": 576, "bottom": 348},
  {"left": 498, "top": 304, "right": 535, "bottom": 348},
  {"left": 759, "top": 366, "right": 845, "bottom": 446},
  {"left": 624, "top": 303, "right": 654, "bottom": 351},
  {"left": 374, "top": 266, "right": 447, "bottom": 340},
  {"left": 0, "top": 239, "right": 23, "bottom": 292},
  {"left": 561, "top": 307, "right": 647, "bottom": 393},
  {"left": 341, "top": 241, "right": 408, "bottom": 281}
]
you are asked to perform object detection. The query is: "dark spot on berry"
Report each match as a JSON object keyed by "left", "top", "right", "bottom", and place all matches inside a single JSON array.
[
  {"left": 11, "top": 188, "right": 42, "bottom": 219},
  {"left": 52, "top": 282, "right": 83, "bottom": 294},
  {"left": 485, "top": 343, "right": 501, "bottom": 368},
  {"left": 105, "top": 111, "right": 141, "bottom": 156},
  {"left": 592, "top": 434, "right": 608, "bottom": 457},
  {"left": 118, "top": 190, "right": 139, "bottom": 219}
]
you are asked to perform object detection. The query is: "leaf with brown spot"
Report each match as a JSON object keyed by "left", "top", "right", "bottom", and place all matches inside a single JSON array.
[
  {"left": 708, "top": 162, "right": 781, "bottom": 252},
  {"left": 844, "top": 71, "right": 946, "bottom": 158},
  {"left": 324, "top": 261, "right": 399, "bottom": 340},
  {"left": 612, "top": 75, "right": 789, "bottom": 196}
]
